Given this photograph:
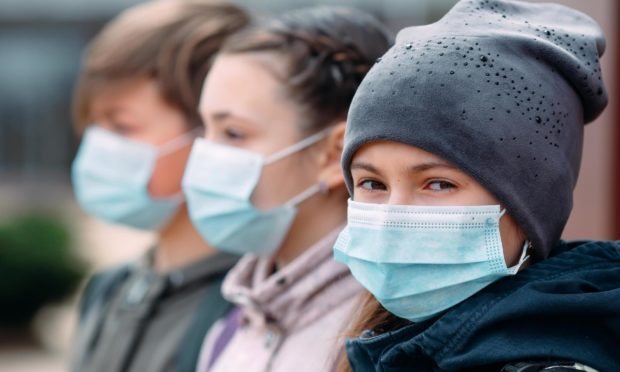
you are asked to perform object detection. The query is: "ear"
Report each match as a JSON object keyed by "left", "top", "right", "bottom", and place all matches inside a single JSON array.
[{"left": 316, "top": 121, "right": 346, "bottom": 191}]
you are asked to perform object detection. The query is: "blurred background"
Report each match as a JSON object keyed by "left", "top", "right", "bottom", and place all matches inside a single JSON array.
[{"left": 0, "top": 0, "right": 617, "bottom": 371}]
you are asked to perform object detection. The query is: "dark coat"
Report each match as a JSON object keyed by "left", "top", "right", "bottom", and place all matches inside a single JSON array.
[
  {"left": 346, "top": 240, "right": 620, "bottom": 372},
  {"left": 71, "top": 251, "right": 238, "bottom": 372}
]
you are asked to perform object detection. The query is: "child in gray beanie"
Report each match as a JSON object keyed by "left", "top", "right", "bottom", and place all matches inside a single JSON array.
[{"left": 333, "top": 0, "right": 620, "bottom": 371}]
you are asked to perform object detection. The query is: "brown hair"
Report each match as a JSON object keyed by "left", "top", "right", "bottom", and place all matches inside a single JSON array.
[
  {"left": 219, "top": 6, "right": 393, "bottom": 132},
  {"left": 72, "top": 0, "right": 249, "bottom": 131},
  {"left": 336, "top": 291, "right": 408, "bottom": 372}
]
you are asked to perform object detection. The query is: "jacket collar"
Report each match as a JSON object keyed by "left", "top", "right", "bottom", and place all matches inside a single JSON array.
[
  {"left": 221, "top": 226, "right": 361, "bottom": 332},
  {"left": 135, "top": 249, "right": 239, "bottom": 295}
]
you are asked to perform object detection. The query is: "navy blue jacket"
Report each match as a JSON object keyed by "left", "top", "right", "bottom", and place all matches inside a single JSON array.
[{"left": 346, "top": 240, "right": 620, "bottom": 372}]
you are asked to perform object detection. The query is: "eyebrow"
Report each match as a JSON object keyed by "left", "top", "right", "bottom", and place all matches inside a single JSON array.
[
  {"left": 103, "top": 107, "right": 133, "bottom": 124},
  {"left": 211, "top": 111, "right": 232, "bottom": 122},
  {"left": 350, "top": 161, "right": 382, "bottom": 176},
  {"left": 103, "top": 106, "right": 121, "bottom": 119},
  {"left": 208, "top": 111, "right": 258, "bottom": 127}
]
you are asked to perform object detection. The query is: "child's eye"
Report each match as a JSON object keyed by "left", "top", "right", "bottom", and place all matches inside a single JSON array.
[
  {"left": 359, "top": 179, "right": 387, "bottom": 191},
  {"left": 426, "top": 180, "right": 456, "bottom": 191},
  {"left": 109, "top": 122, "right": 136, "bottom": 136},
  {"left": 224, "top": 127, "right": 245, "bottom": 141}
]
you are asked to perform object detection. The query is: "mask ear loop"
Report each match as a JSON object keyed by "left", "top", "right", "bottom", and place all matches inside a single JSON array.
[
  {"left": 248, "top": 128, "right": 332, "bottom": 209},
  {"left": 262, "top": 128, "right": 333, "bottom": 208},
  {"left": 283, "top": 180, "right": 330, "bottom": 208},
  {"left": 158, "top": 127, "right": 204, "bottom": 157},
  {"left": 263, "top": 127, "right": 333, "bottom": 165},
  {"left": 284, "top": 183, "right": 322, "bottom": 208},
  {"left": 507, "top": 240, "right": 531, "bottom": 274},
  {"left": 499, "top": 207, "right": 530, "bottom": 273},
  {"left": 272, "top": 127, "right": 333, "bottom": 207},
  {"left": 519, "top": 240, "right": 530, "bottom": 261}
]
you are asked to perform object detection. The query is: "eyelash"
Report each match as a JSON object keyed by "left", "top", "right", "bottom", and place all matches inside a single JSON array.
[
  {"left": 110, "top": 122, "right": 135, "bottom": 136},
  {"left": 356, "top": 178, "right": 457, "bottom": 193},
  {"left": 425, "top": 179, "right": 457, "bottom": 192},
  {"left": 223, "top": 127, "right": 245, "bottom": 141},
  {"left": 357, "top": 179, "right": 387, "bottom": 192}
]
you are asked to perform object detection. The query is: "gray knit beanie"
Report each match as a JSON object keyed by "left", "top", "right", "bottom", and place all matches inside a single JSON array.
[{"left": 342, "top": 0, "right": 608, "bottom": 260}]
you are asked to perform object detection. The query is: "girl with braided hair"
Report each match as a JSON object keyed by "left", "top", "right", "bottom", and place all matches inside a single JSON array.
[{"left": 181, "top": 6, "right": 392, "bottom": 372}]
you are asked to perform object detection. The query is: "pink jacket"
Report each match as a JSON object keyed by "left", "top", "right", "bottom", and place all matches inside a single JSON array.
[{"left": 197, "top": 227, "right": 362, "bottom": 372}]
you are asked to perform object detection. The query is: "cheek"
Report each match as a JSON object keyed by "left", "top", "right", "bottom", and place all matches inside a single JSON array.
[
  {"left": 251, "top": 153, "right": 320, "bottom": 210},
  {"left": 147, "top": 145, "right": 192, "bottom": 198},
  {"left": 352, "top": 188, "right": 388, "bottom": 204},
  {"left": 499, "top": 215, "right": 525, "bottom": 266}
]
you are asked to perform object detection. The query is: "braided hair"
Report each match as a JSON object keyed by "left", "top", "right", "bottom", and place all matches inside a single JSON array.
[{"left": 219, "top": 6, "right": 393, "bottom": 132}]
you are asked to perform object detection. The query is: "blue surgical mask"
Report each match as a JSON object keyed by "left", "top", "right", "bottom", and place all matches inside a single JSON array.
[
  {"left": 182, "top": 130, "right": 329, "bottom": 256},
  {"left": 72, "top": 126, "right": 196, "bottom": 230},
  {"left": 334, "top": 199, "right": 529, "bottom": 323}
]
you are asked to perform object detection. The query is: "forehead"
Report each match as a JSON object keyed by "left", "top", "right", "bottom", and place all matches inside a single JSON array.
[
  {"left": 201, "top": 53, "right": 286, "bottom": 101},
  {"left": 352, "top": 141, "right": 448, "bottom": 165},
  {"left": 199, "top": 53, "right": 299, "bottom": 125}
]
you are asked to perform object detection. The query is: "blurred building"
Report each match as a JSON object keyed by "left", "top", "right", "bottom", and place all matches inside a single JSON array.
[
  {"left": 0, "top": 0, "right": 617, "bottom": 239},
  {"left": 0, "top": 0, "right": 452, "bottom": 182}
]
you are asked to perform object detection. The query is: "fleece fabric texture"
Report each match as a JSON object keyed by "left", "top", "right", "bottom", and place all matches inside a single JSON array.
[{"left": 198, "top": 227, "right": 362, "bottom": 372}]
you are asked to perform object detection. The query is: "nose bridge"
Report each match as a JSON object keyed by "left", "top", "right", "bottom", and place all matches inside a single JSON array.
[
  {"left": 387, "top": 177, "right": 415, "bottom": 206},
  {"left": 205, "top": 128, "right": 217, "bottom": 142}
]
